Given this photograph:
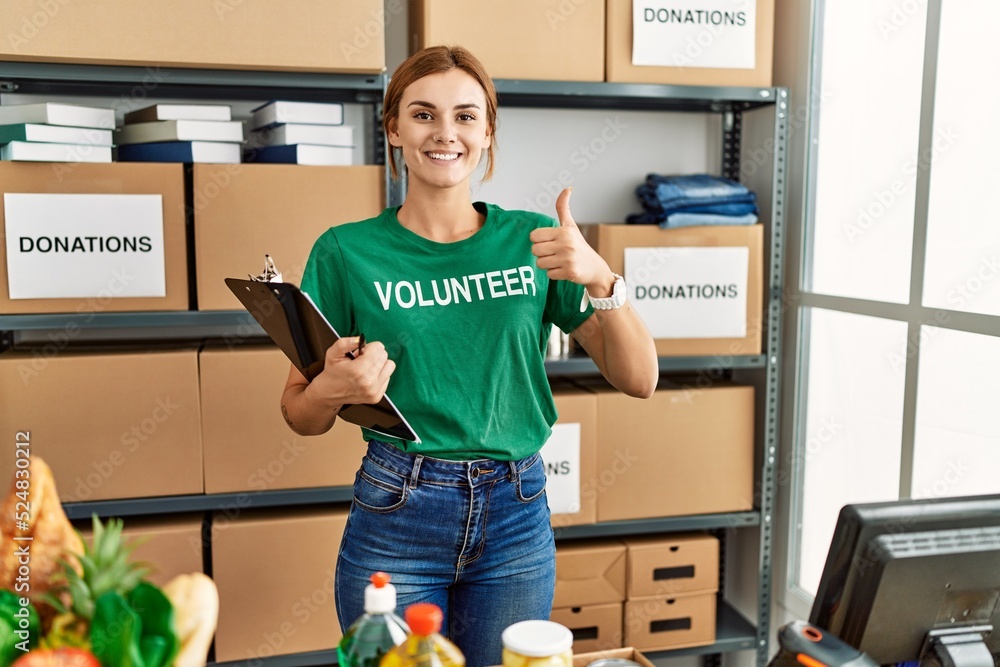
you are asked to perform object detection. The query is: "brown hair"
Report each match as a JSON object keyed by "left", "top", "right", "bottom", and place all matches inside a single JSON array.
[{"left": 383, "top": 45, "right": 498, "bottom": 180}]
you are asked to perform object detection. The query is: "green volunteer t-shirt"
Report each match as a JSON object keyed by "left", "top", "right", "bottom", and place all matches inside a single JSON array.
[{"left": 300, "top": 201, "right": 594, "bottom": 461}]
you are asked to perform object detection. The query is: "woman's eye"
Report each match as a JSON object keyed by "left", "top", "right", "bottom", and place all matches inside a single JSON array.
[
  {"left": 458, "top": 113, "right": 476, "bottom": 122},
  {"left": 414, "top": 111, "right": 432, "bottom": 120}
]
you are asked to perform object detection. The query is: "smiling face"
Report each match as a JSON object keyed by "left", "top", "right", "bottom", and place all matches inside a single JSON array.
[{"left": 387, "top": 69, "right": 493, "bottom": 192}]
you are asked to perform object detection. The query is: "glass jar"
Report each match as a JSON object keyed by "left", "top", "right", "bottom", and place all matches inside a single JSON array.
[{"left": 501, "top": 620, "right": 573, "bottom": 667}]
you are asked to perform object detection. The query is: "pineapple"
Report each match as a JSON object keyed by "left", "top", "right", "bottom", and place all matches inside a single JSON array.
[{"left": 45, "top": 515, "right": 153, "bottom": 622}]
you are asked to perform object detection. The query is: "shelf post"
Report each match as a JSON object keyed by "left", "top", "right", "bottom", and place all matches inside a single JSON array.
[
  {"left": 722, "top": 110, "right": 744, "bottom": 182},
  {"left": 756, "top": 87, "right": 789, "bottom": 667}
]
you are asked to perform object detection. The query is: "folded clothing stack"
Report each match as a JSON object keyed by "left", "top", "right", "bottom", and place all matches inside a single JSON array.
[{"left": 626, "top": 173, "right": 759, "bottom": 229}]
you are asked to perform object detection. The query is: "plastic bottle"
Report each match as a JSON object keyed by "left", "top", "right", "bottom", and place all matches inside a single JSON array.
[
  {"left": 379, "top": 603, "right": 465, "bottom": 667},
  {"left": 338, "top": 572, "right": 411, "bottom": 667}
]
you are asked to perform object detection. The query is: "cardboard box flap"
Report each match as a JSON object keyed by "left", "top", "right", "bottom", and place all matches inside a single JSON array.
[{"left": 555, "top": 540, "right": 628, "bottom": 607}]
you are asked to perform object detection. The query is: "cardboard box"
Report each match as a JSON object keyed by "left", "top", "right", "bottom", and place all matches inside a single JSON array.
[
  {"left": 554, "top": 539, "right": 627, "bottom": 608},
  {"left": 551, "top": 603, "right": 624, "bottom": 654},
  {"left": 546, "top": 387, "right": 598, "bottom": 528},
  {"left": 212, "top": 507, "right": 349, "bottom": 661},
  {"left": 581, "top": 381, "right": 753, "bottom": 523},
  {"left": 572, "top": 647, "right": 656, "bottom": 667},
  {"left": 410, "top": 0, "right": 605, "bottom": 82},
  {"left": 582, "top": 224, "right": 763, "bottom": 356},
  {"left": 624, "top": 592, "right": 716, "bottom": 651},
  {"left": 0, "top": 162, "right": 188, "bottom": 314},
  {"left": 0, "top": 349, "right": 203, "bottom": 502},
  {"left": 0, "top": 0, "right": 385, "bottom": 73},
  {"left": 77, "top": 515, "right": 203, "bottom": 588},
  {"left": 624, "top": 534, "right": 719, "bottom": 598},
  {"left": 606, "top": 0, "right": 774, "bottom": 87},
  {"left": 192, "top": 164, "right": 384, "bottom": 311},
  {"left": 200, "top": 345, "right": 369, "bottom": 493}
]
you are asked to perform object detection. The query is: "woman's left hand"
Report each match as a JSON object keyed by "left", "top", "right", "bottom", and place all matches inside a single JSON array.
[{"left": 529, "top": 188, "right": 616, "bottom": 296}]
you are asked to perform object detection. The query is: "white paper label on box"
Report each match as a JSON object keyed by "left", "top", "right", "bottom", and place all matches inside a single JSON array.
[
  {"left": 632, "top": 0, "right": 757, "bottom": 70},
  {"left": 540, "top": 423, "right": 581, "bottom": 515},
  {"left": 4, "top": 193, "right": 166, "bottom": 300},
  {"left": 625, "top": 246, "right": 749, "bottom": 339}
]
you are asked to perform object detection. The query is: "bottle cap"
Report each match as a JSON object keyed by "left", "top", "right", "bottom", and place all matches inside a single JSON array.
[
  {"left": 364, "top": 572, "right": 397, "bottom": 614},
  {"left": 502, "top": 620, "right": 573, "bottom": 657},
  {"left": 405, "top": 603, "right": 443, "bottom": 636}
]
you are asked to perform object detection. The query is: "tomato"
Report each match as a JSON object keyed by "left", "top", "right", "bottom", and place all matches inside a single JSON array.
[{"left": 11, "top": 648, "right": 101, "bottom": 667}]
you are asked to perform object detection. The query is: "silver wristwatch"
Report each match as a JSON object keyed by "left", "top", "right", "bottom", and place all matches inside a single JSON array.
[{"left": 587, "top": 273, "right": 627, "bottom": 310}]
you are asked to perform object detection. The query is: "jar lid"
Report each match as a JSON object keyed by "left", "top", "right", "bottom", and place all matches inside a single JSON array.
[{"left": 502, "top": 620, "right": 573, "bottom": 657}]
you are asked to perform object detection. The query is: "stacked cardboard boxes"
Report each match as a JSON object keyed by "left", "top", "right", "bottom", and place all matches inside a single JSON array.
[
  {"left": 551, "top": 539, "right": 628, "bottom": 653},
  {"left": 623, "top": 534, "right": 719, "bottom": 650},
  {"left": 552, "top": 533, "right": 720, "bottom": 652},
  {"left": 0, "top": 162, "right": 386, "bottom": 315}
]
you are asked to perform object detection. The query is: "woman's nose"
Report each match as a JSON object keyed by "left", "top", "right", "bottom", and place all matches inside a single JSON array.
[{"left": 433, "top": 120, "right": 456, "bottom": 142}]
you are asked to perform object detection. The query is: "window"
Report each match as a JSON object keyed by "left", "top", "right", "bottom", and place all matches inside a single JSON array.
[
  {"left": 797, "top": 309, "right": 906, "bottom": 596},
  {"left": 787, "top": 0, "right": 1000, "bottom": 606}
]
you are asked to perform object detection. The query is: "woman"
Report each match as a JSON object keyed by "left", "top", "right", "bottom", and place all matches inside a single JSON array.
[{"left": 280, "top": 45, "right": 658, "bottom": 666}]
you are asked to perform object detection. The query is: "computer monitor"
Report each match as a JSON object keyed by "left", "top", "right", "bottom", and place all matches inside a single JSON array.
[{"left": 808, "top": 494, "right": 1000, "bottom": 667}]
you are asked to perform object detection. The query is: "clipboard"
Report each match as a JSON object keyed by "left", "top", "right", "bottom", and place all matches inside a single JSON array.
[{"left": 225, "top": 277, "right": 420, "bottom": 443}]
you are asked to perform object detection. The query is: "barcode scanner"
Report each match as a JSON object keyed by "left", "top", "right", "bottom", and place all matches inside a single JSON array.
[{"left": 767, "top": 621, "right": 880, "bottom": 667}]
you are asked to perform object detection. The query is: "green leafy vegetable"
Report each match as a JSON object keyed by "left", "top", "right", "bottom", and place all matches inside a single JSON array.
[{"left": 88, "top": 584, "right": 177, "bottom": 667}]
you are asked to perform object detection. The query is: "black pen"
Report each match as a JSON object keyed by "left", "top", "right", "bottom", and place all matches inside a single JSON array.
[{"left": 345, "top": 333, "right": 366, "bottom": 360}]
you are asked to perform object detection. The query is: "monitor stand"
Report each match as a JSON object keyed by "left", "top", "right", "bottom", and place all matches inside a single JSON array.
[{"left": 923, "top": 626, "right": 994, "bottom": 667}]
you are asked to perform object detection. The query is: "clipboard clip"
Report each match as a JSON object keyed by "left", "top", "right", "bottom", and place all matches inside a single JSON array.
[{"left": 250, "top": 254, "right": 283, "bottom": 283}]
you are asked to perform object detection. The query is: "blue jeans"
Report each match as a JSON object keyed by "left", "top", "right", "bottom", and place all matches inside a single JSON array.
[{"left": 335, "top": 439, "right": 556, "bottom": 667}]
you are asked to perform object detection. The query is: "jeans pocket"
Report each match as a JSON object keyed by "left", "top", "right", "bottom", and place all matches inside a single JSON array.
[
  {"left": 353, "top": 458, "right": 408, "bottom": 513},
  {"left": 515, "top": 455, "right": 547, "bottom": 503}
]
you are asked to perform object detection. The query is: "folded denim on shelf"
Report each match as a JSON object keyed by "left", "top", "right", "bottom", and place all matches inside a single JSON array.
[
  {"left": 636, "top": 188, "right": 757, "bottom": 211},
  {"left": 626, "top": 211, "right": 667, "bottom": 224},
  {"left": 659, "top": 212, "right": 759, "bottom": 229},
  {"left": 658, "top": 200, "right": 758, "bottom": 216},
  {"left": 641, "top": 173, "right": 749, "bottom": 205},
  {"left": 627, "top": 173, "right": 760, "bottom": 224}
]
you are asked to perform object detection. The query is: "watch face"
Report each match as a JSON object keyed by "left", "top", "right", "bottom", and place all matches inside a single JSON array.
[{"left": 612, "top": 274, "right": 626, "bottom": 305}]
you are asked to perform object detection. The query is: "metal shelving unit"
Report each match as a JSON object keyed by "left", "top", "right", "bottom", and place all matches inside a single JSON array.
[
  {"left": 493, "top": 79, "right": 788, "bottom": 667},
  {"left": 0, "top": 64, "right": 785, "bottom": 667}
]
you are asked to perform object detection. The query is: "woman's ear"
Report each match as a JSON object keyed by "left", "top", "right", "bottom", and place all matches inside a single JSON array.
[{"left": 386, "top": 118, "right": 402, "bottom": 147}]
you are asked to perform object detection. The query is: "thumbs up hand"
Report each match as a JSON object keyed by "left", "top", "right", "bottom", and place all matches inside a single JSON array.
[{"left": 529, "top": 188, "right": 616, "bottom": 296}]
